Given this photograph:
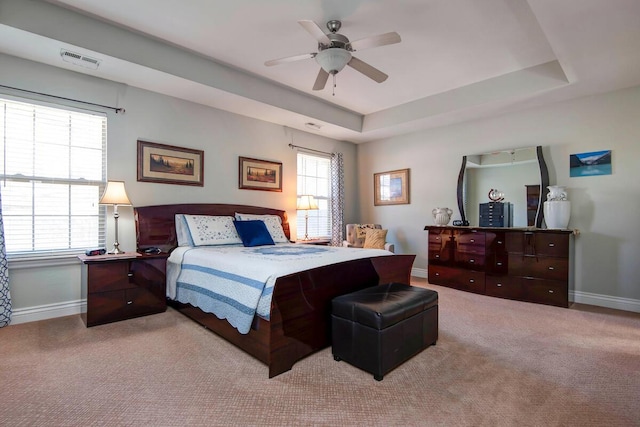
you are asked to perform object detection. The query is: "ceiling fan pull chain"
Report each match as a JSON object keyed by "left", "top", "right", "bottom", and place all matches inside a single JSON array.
[{"left": 333, "top": 73, "right": 336, "bottom": 96}]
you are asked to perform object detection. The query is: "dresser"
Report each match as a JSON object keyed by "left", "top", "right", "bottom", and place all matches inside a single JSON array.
[
  {"left": 78, "top": 252, "right": 168, "bottom": 326},
  {"left": 425, "top": 226, "right": 573, "bottom": 308}
]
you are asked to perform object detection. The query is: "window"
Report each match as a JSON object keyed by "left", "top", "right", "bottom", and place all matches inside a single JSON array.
[
  {"left": 0, "top": 97, "right": 107, "bottom": 258},
  {"left": 296, "top": 152, "right": 331, "bottom": 240}
]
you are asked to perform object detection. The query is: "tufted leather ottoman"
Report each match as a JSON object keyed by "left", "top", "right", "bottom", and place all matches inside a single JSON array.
[{"left": 331, "top": 283, "right": 438, "bottom": 381}]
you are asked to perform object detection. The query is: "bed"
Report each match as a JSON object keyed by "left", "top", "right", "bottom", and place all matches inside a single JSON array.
[{"left": 134, "top": 203, "right": 415, "bottom": 378}]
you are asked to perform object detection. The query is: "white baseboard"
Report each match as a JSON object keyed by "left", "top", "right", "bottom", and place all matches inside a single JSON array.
[
  {"left": 571, "top": 290, "right": 640, "bottom": 313},
  {"left": 411, "top": 268, "right": 427, "bottom": 278},
  {"left": 412, "top": 268, "right": 639, "bottom": 313},
  {"left": 10, "top": 299, "right": 86, "bottom": 325}
]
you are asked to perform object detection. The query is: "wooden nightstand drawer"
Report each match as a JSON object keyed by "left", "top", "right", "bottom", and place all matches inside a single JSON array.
[{"left": 87, "top": 262, "right": 133, "bottom": 293}]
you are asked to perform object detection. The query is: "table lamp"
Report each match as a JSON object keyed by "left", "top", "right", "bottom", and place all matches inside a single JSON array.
[
  {"left": 297, "top": 195, "right": 319, "bottom": 241},
  {"left": 99, "top": 180, "right": 132, "bottom": 254}
]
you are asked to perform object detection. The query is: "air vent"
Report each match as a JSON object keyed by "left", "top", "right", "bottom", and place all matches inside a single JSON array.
[{"left": 60, "top": 49, "right": 101, "bottom": 70}]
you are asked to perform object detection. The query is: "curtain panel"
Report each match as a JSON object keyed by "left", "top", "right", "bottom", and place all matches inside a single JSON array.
[
  {"left": 0, "top": 189, "right": 12, "bottom": 328},
  {"left": 330, "top": 152, "right": 345, "bottom": 247}
]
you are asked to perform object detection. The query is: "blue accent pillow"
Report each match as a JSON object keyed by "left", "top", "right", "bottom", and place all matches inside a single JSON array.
[{"left": 234, "top": 220, "right": 275, "bottom": 247}]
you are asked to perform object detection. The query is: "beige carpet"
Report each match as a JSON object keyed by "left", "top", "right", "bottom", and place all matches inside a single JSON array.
[{"left": 1, "top": 278, "right": 639, "bottom": 427}]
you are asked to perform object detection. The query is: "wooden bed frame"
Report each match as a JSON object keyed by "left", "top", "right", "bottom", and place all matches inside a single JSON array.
[{"left": 134, "top": 203, "right": 415, "bottom": 378}]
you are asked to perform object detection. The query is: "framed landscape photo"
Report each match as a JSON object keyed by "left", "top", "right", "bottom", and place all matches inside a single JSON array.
[
  {"left": 137, "top": 140, "right": 204, "bottom": 186},
  {"left": 374, "top": 168, "right": 410, "bottom": 206},
  {"left": 239, "top": 156, "right": 283, "bottom": 192}
]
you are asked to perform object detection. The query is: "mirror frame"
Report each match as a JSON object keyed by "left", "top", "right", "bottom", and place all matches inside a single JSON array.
[{"left": 457, "top": 145, "right": 550, "bottom": 228}]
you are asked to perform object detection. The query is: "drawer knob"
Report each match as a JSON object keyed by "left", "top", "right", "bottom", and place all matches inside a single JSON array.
[
  {"left": 127, "top": 300, "right": 133, "bottom": 304},
  {"left": 470, "top": 239, "right": 475, "bottom": 243},
  {"left": 497, "top": 283, "right": 502, "bottom": 287},
  {"left": 127, "top": 272, "right": 133, "bottom": 277},
  {"left": 435, "top": 273, "right": 440, "bottom": 276},
  {"left": 548, "top": 266, "right": 554, "bottom": 270},
  {"left": 497, "top": 240, "right": 503, "bottom": 244},
  {"left": 548, "top": 290, "right": 554, "bottom": 294},
  {"left": 469, "top": 279, "right": 475, "bottom": 283},
  {"left": 469, "top": 259, "right": 475, "bottom": 263},
  {"left": 497, "top": 262, "right": 503, "bottom": 266},
  {"left": 549, "top": 243, "right": 555, "bottom": 247},
  {"left": 435, "top": 254, "right": 440, "bottom": 258}
]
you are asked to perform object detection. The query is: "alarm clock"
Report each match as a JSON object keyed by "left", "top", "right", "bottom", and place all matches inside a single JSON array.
[{"left": 85, "top": 248, "right": 106, "bottom": 256}]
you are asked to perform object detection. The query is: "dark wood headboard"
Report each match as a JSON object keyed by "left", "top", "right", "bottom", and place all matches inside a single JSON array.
[{"left": 134, "top": 203, "right": 290, "bottom": 252}]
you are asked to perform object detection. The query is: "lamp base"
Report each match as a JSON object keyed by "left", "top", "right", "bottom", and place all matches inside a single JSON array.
[{"left": 109, "top": 242, "right": 124, "bottom": 254}]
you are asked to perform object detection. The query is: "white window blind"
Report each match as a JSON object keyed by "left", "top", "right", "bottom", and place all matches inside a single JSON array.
[
  {"left": 296, "top": 152, "right": 331, "bottom": 239},
  {"left": 0, "top": 97, "right": 107, "bottom": 257}
]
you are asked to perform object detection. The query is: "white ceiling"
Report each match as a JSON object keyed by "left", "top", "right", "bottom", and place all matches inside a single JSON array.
[{"left": 1, "top": 0, "right": 639, "bottom": 143}]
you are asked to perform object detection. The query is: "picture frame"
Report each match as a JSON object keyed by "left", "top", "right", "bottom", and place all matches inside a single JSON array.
[
  {"left": 570, "top": 149, "right": 612, "bottom": 177},
  {"left": 137, "top": 140, "right": 204, "bottom": 186},
  {"left": 374, "top": 168, "right": 410, "bottom": 206},
  {"left": 238, "top": 156, "right": 283, "bottom": 192}
]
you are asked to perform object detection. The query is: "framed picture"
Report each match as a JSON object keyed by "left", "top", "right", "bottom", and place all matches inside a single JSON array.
[
  {"left": 137, "top": 140, "right": 204, "bottom": 186},
  {"left": 570, "top": 150, "right": 612, "bottom": 177},
  {"left": 374, "top": 168, "right": 410, "bottom": 206},
  {"left": 238, "top": 156, "right": 283, "bottom": 192}
]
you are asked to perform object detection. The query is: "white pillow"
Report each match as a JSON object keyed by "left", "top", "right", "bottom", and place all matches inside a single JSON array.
[
  {"left": 175, "top": 214, "right": 194, "bottom": 246},
  {"left": 180, "top": 215, "right": 242, "bottom": 246},
  {"left": 234, "top": 213, "right": 289, "bottom": 243}
]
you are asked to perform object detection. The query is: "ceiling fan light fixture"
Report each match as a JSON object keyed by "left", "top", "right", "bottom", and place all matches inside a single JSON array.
[{"left": 315, "top": 48, "right": 352, "bottom": 74}]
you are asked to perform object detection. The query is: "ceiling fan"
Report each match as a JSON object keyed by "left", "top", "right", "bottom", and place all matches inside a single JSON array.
[{"left": 264, "top": 20, "right": 401, "bottom": 93}]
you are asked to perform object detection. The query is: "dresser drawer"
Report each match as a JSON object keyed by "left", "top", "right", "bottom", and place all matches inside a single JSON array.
[
  {"left": 428, "top": 265, "right": 484, "bottom": 293},
  {"left": 507, "top": 254, "right": 568, "bottom": 281},
  {"left": 485, "top": 275, "right": 524, "bottom": 300},
  {"left": 506, "top": 232, "right": 569, "bottom": 257},
  {"left": 521, "top": 278, "right": 568, "bottom": 308},
  {"left": 455, "top": 231, "right": 485, "bottom": 254}
]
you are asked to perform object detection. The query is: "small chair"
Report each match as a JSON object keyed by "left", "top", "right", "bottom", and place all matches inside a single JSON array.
[{"left": 342, "top": 224, "right": 394, "bottom": 253}]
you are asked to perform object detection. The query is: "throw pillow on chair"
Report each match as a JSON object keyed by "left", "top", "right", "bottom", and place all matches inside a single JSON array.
[{"left": 363, "top": 229, "right": 388, "bottom": 249}]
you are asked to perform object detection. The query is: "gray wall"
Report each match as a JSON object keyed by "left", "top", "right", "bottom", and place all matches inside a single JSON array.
[
  {"left": 1, "top": 54, "right": 359, "bottom": 318},
  {"left": 358, "top": 84, "right": 640, "bottom": 310}
]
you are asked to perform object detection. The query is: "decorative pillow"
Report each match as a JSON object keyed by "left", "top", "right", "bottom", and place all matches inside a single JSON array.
[
  {"left": 234, "top": 213, "right": 288, "bottom": 243},
  {"left": 175, "top": 214, "right": 195, "bottom": 246},
  {"left": 363, "top": 229, "right": 388, "bottom": 250},
  {"left": 182, "top": 215, "right": 242, "bottom": 246},
  {"left": 234, "top": 220, "right": 275, "bottom": 247},
  {"left": 355, "top": 224, "right": 377, "bottom": 239}
]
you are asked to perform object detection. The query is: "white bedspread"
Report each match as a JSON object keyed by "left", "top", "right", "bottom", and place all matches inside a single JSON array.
[{"left": 166, "top": 243, "right": 392, "bottom": 334}]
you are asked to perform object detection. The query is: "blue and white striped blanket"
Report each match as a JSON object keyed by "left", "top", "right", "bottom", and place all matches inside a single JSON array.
[{"left": 166, "top": 243, "right": 392, "bottom": 334}]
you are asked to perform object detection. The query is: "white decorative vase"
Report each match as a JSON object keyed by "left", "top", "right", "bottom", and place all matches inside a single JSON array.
[
  {"left": 432, "top": 207, "right": 453, "bottom": 226},
  {"left": 544, "top": 185, "right": 571, "bottom": 229},
  {"left": 547, "top": 185, "right": 568, "bottom": 201},
  {"left": 544, "top": 201, "right": 570, "bottom": 229}
]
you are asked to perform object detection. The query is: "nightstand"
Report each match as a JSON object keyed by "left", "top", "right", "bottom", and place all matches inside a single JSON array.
[{"left": 78, "top": 252, "right": 168, "bottom": 327}]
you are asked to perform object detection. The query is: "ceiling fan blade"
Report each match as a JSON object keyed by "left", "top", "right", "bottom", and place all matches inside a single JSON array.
[
  {"left": 348, "top": 57, "right": 388, "bottom": 83},
  {"left": 347, "top": 32, "right": 401, "bottom": 51},
  {"left": 312, "top": 68, "right": 330, "bottom": 91},
  {"left": 298, "top": 20, "right": 331, "bottom": 46},
  {"left": 265, "top": 52, "right": 316, "bottom": 67}
]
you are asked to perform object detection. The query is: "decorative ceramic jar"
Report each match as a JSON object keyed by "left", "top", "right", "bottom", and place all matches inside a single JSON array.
[
  {"left": 547, "top": 185, "right": 568, "bottom": 201},
  {"left": 432, "top": 207, "right": 453, "bottom": 226},
  {"left": 544, "top": 186, "right": 570, "bottom": 229}
]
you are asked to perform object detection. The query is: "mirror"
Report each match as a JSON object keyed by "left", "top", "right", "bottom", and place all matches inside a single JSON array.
[{"left": 457, "top": 146, "right": 549, "bottom": 228}]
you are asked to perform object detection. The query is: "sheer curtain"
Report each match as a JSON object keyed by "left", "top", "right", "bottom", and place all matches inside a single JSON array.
[
  {"left": 0, "top": 188, "right": 11, "bottom": 328},
  {"left": 330, "top": 152, "right": 345, "bottom": 246}
]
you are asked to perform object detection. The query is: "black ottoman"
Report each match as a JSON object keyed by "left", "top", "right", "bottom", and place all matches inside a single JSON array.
[{"left": 331, "top": 283, "right": 438, "bottom": 381}]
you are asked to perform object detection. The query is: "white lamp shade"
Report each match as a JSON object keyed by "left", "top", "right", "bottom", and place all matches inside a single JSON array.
[
  {"left": 315, "top": 48, "right": 352, "bottom": 74},
  {"left": 99, "top": 181, "right": 132, "bottom": 206},
  {"left": 297, "top": 195, "right": 319, "bottom": 210}
]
